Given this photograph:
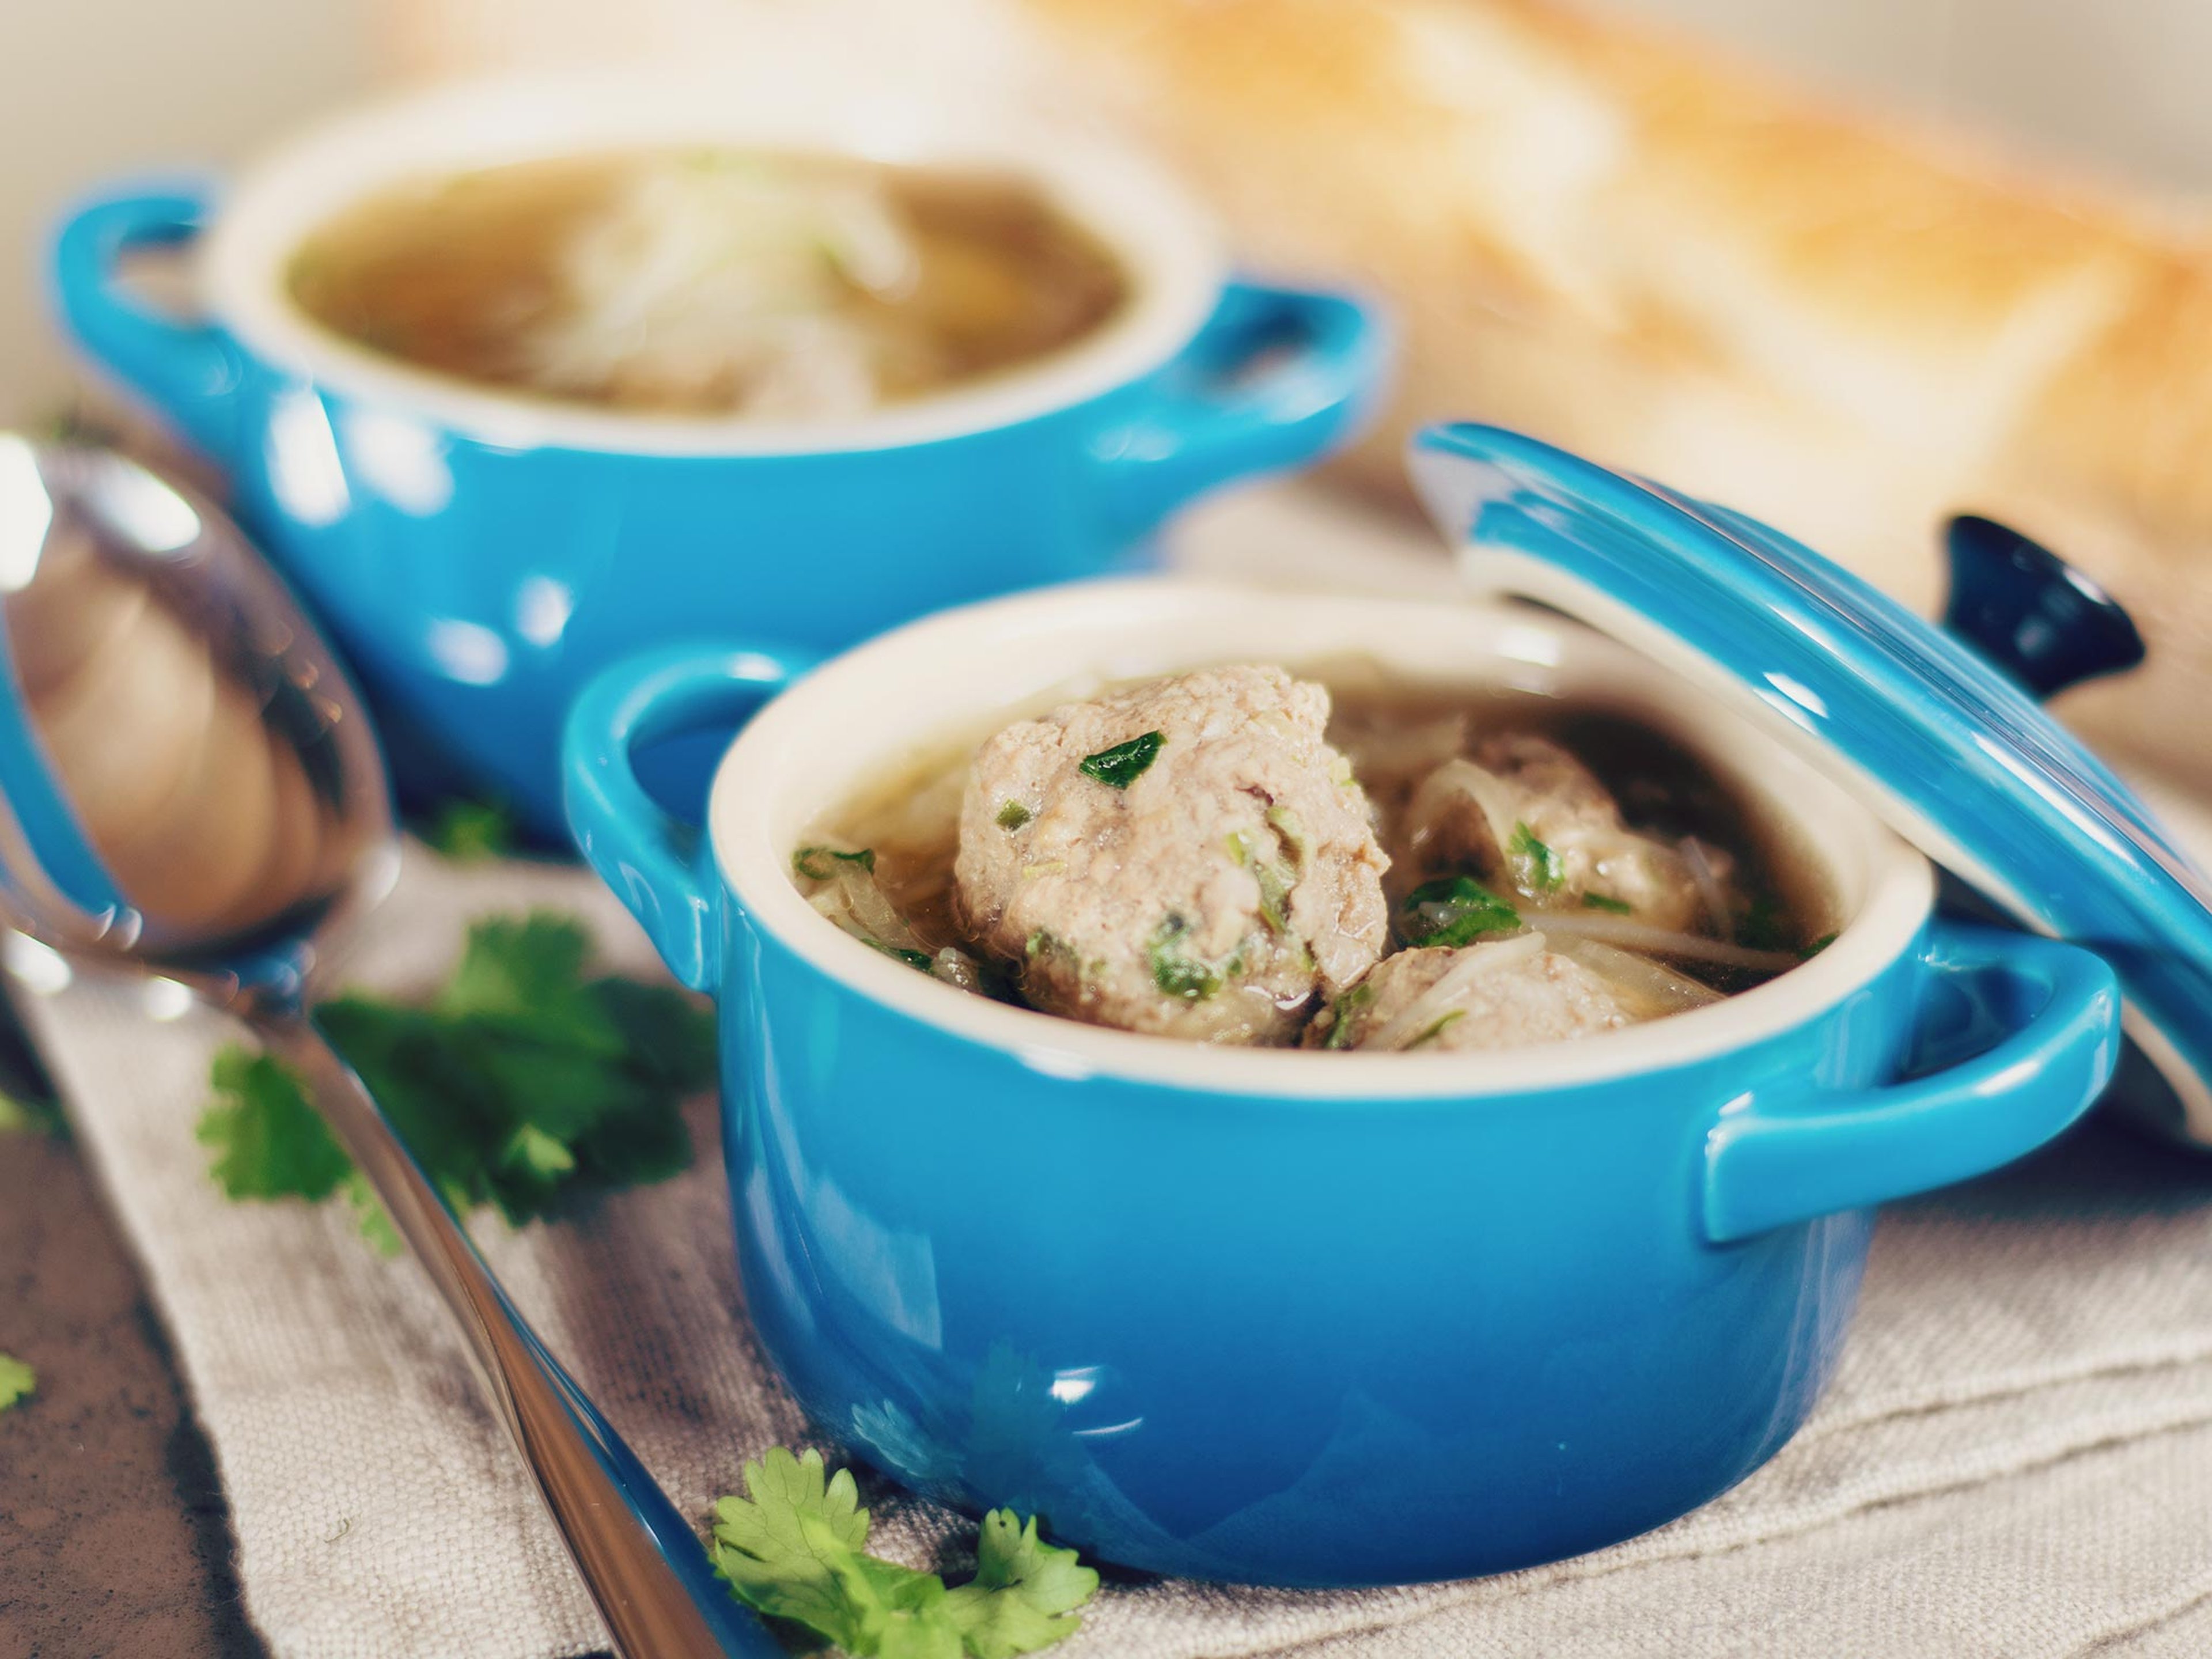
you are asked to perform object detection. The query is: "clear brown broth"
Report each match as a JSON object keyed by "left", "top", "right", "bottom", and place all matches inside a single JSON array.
[
  {"left": 286, "top": 148, "right": 1129, "bottom": 414},
  {"left": 805, "top": 672, "right": 1839, "bottom": 1007}
]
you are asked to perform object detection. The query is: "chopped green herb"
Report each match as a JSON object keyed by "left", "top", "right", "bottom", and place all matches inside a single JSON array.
[
  {"left": 1025, "top": 929, "right": 1067, "bottom": 961},
  {"left": 1507, "top": 822, "right": 1565, "bottom": 894},
  {"left": 1321, "top": 982, "right": 1374, "bottom": 1050},
  {"left": 1227, "top": 831, "right": 1297, "bottom": 934},
  {"left": 1400, "top": 875, "right": 1521, "bottom": 948},
  {"left": 197, "top": 911, "right": 709, "bottom": 1253},
  {"left": 794, "top": 845, "right": 877, "bottom": 881},
  {"left": 1251, "top": 860, "right": 1295, "bottom": 935},
  {"left": 1581, "top": 892, "right": 1635, "bottom": 916},
  {"left": 995, "top": 801, "right": 1033, "bottom": 831},
  {"left": 0, "top": 1352, "right": 36, "bottom": 1411},
  {"left": 1801, "top": 933, "right": 1838, "bottom": 959},
  {"left": 874, "top": 942, "right": 934, "bottom": 972},
  {"left": 1077, "top": 730, "right": 1165, "bottom": 790},
  {"left": 1736, "top": 895, "right": 1790, "bottom": 952},
  {"left": 425, "top": 797, "right": 516, "bottom": 863},
  {"left": 1148, "top": 914, "right": 1224, "bottom": 1001},
  {"left": 1266, "top": 805, "right": 1310, "bottom": 868},
  {"left": 710, "top": 1446, "right": 1097, "bottom": 1658},
  {"left": 1407, "top": 1010, "right": 1467, "bottom": 1050}
]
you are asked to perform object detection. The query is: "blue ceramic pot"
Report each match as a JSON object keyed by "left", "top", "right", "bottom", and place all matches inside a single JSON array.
[
  {"left": 50, "top": 77, "right": 1387, "bottom": 834},
  {"left": 563, "top": 581, "right": 2120, "bottom": 1587}
]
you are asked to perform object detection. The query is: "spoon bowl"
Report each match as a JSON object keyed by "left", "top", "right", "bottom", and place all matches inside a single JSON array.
[{"left": 0, "top": 435, "right": 393, "bottom": 981}]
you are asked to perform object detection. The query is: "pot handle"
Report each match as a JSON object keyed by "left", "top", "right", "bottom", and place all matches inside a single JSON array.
[
  {"left": 51, "top": 181, "right": 242, "bottom": 468},
  {"left": 1702, "top": 920, "right": 2119, "bottom": 1243},
  {"left": 562, "top": 641, "right": 821, "bottom": 994},
  {"left": 1090, "top": 279, "right": 1389, "bottom": 536}
]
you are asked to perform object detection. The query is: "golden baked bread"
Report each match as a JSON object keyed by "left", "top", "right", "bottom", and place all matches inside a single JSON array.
[{"left": 1017, "top": 0, "right": 2212, "bottom": 785}]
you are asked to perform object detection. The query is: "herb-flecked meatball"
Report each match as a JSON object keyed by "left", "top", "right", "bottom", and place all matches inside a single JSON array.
[{"left": 956, "top": 666, "right": 1390, "bottom": 1043}]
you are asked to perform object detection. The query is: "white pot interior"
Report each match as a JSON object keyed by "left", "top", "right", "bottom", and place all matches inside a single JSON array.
[
  {"left": 200, "top": 71, "right": 1226, "bottom": 456},
  {"left": 709, "top": 579, "right": 1934, "bottom": 1099}
]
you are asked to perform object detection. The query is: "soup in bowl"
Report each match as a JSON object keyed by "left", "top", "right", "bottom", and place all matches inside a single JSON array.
[
  {"left": 285, "top": 147, "right": 1131, "bottom": 421},
  {"left": 563, "top": 578, "right": 2118, "bottom": 1587},
  {"left": 52, "top": 73, "right": 1386, "bottom": 832}
]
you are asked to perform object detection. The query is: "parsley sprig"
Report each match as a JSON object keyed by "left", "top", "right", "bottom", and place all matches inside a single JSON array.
[
  {"left": 196, "top": 912, "right": 711, "bottom": 1252},
  {"left": 711, "top": 1447, "right": 1097, "bottom": 1657}
]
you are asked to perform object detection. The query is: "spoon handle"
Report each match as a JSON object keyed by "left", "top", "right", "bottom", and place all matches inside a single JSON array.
[{"left": 255, "top": 1016, "right": 777, "bottom": 1659}]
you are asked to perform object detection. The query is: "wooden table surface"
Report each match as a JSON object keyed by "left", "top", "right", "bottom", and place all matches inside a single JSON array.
[{"left": 0, "top": 1113, "right": 265, "bottom": 1659}]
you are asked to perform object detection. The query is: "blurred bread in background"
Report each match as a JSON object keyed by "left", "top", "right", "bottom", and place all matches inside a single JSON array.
[
  {"left": 1016, "top": 0, "right": 2212, "bottom": 789},
  {"left": 385, "top": 0, "right": 2212, "bottom": 788}
]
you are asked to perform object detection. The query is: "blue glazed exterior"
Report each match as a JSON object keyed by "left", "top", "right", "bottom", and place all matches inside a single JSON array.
[
  {"left": 51, "top": 182, "right": 1385, "bottom": 834},
  {"left": 565, "top": 602, "right": 2120, "bottom": 1588}
]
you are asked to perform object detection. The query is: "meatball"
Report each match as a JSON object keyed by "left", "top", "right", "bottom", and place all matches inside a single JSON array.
[
  {"left": 1307, "top": 935, "right": 1637, "bottom": 1053},
  {"left": 956, "top": 665, "right": 1390, "bottom": 1043},
  {"left": 1402, "top": 734, "right": 1721, "bottom": 931}
]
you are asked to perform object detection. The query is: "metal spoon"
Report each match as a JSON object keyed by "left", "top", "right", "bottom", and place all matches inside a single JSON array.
[{"left": 0, "top": 434, "right": 772, "bottom": 1659}]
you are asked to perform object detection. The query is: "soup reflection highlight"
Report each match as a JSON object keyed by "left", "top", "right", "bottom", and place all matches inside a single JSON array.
[
  {"left": 286, "top": 149, "right": 1130, "bottom": 420},
  {"left": 790, "top": 664, "right": 1838, "bottom": 1054}
]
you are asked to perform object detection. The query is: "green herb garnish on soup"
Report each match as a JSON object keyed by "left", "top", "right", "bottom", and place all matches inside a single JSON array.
[
  {"left": 1079, "top": 730, "right": 1165, "bottom": 790},
  {"left": 1401, "top": 875, "right": 1522, "bottom": 948}
]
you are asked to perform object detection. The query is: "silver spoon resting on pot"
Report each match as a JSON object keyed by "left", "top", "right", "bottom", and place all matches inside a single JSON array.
[{"left": 0, "top": 434, "right": 773, "bottom": 1659}]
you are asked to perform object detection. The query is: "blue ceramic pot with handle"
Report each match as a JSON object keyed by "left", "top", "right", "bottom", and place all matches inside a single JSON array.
[
  {"left": 50, "top": 74, "right": 1387, "bottom": 835},
  {"left": 562, "top": 574, "right": 2121, "bottom": 1588}
]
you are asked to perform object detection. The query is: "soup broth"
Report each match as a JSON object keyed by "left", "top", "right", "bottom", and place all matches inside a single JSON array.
[
  {"left": 792, "top": 665, "right": 1838, "bottom": 1051},
  {"left": 286, "top": 149, "right": 1130, "bottom": 419}
]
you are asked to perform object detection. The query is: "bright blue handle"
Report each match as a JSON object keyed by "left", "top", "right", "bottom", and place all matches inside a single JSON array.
[
  {"left": 1703, "top": 920, "right": 2120, "bottom": 1243},
  {"left": 563, "top": 641, "right": 820, "bottom": 994},
  {"left": 1092, "top": 279, "right": 1389, "bottom": 534},
  {"left": 50, "top": 181, "right": 242, "bottom": 465}
]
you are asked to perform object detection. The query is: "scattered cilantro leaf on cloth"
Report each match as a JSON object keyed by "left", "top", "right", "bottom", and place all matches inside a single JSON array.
[
  {"left": 710, "top": 1448, "right": 1097, "bottom": 1658},
  {"left": 0, "top": 1351, "right": 34, "bottom": 1411},
  {"left": 0, "top": 1086, "right": 65, "bottom": 1138},
  {"left": 941, "top": 1511, "right": 1099, "bottom": 1659},
  {"left": 423, "top": 798, "right": 518, "bottom": 863},
  {"left": 198, "top": 1048, "right": 354, "bottom": 1201},
  {"left": 196, "top": 910, "right": 713, "bottom": 1252}
]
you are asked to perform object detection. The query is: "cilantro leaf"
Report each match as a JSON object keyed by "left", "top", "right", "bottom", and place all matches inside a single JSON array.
[
  {"left": 434, "top": 912, "right": 623, "bottom": 1058},
  {"left": 0, "top": 1351, "right": 34, "bottom": 1411},
  {"left": 1077, "top": 731, "right": 1164, "bottom": 790},
  {"left": 197, "top": 1048, "right": 353, "bottom": 1201},
  {"left": 1581, "top": 892, "right": 1634, "bottom": 915},
  {"left": 1506, "top": 822, "right": 1564, "bottom": 895},
  {"left": 712, "top": 1448, "right": 961, "bottom": 1656},
  {"left": 0, "top": 1088, "right": 65, "bottom": 1138},
  {"left": 425, "top": 797, "right": 516, "bottom": 863},
  {"left": 197, "top": 911, "right": 709, "bottom": 1251},
  {"left": 709, "top": 1448, "right": 1097, "bottom": 1659},
  {"left": 942, "top": 1511, "right": 1099, "bottom": 1658},
  {"left": 1400, "top": 875, "right": 1521, "bottom": 948}
]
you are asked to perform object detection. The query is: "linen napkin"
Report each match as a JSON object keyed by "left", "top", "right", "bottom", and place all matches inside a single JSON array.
[{"left": 19, "top": 487, "right": 2212, "bottom": 1659}]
